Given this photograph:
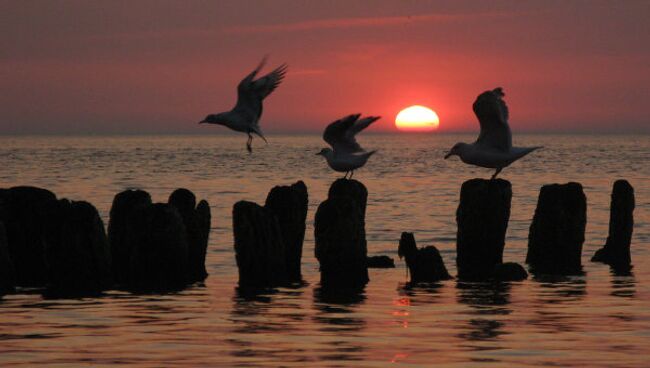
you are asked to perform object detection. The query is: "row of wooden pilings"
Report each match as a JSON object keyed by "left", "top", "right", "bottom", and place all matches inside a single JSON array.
[
  {"left": 232, "top": 178, "right": 635, "bottom": 289},
  {"left": 0, "top": 178, "right": 635, "bottom": 297},
  {"left": 0, "top": 187, "right": 210, "bottom": 297}
]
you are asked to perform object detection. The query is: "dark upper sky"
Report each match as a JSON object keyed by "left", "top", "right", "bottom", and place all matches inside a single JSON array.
[{"left": 1, "top": 0, "right": 649, "bottom": 134}]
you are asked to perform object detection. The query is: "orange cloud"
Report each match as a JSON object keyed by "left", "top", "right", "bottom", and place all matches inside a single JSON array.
[{"left": 224, "top": 11, "right": 512, "bottom": 34}]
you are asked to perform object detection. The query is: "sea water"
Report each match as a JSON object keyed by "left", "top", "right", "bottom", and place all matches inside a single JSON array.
[{"left": 0, "top": 133, "right": 648, "bottom": 367}]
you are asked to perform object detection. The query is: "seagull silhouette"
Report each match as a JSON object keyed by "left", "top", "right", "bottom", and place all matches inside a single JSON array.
[
  {"left": 317, "top": 114, "right": 379, "bottom": 178},
  {"left": 444, "top": 87, "right": 541, "bottom": 179},
  {"left": 199, "top": 57, "right": 287, "bottom": 153}
]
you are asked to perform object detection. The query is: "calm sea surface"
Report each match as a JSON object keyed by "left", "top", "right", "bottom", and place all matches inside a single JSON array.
[{"left": 0, "top": 134, "right": 648, "bottom": 367}]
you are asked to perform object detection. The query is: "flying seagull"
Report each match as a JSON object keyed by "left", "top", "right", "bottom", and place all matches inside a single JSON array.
[
  {"left": 317, "top": 114, "right": 379, "bottom": 178},
  {"left": 444, "top": 88, "right": 541, "bottom": 179},
  {"left": 199, "top": 57, "right": 287, "bottom": 153}
]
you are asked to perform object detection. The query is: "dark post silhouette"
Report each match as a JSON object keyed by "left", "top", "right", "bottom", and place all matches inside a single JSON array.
[
  {"left": 527, "top": 182, "right": 586, "bottom": 274},
  {"left": 0, "top": 222, "right": 15, "bottom": 295},
  {"left": 367, "top": 255, "right": 395, "bottom": 268},
  {"left": 456, "top": 179, "right": 512, "bottom": 280},
  {"left": 168, "top": 188, "right": 211, "bottom": 283},
  {"left": 108, "top": 189, "right": 153, "bottom": 285},
  {"left": 264, "top": 181, "right": 308, "bottom": 282},
  {"left": 0, "top": 186, "right": 57, "bottom": 286},
  {"left": 127, "top": 203, "right": 189, "bottom": 291},
  {"left": 398, "top": 232, "right": 451, "bottom": 283},
  {"left": 314, "top": 179, "right": 369, "bottom": 288},
  {"left": 329, "top": 179, "right": 368, "bottom": 221},
  {"left": 43, "top": 200, "right": 112, "bottom": 297},
  {"left": 492, "top": 262, "right": 528, "bottom": 281},
  {"left": 232, "top": 201, "right": 287, "bottom": 288},
  {"left": 592, "top": 180, "right": 634, "bottom": 269}
]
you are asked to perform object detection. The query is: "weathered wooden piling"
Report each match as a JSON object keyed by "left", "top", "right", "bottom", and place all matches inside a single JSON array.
[
  {"left": 109, "top": 189, "right": 207, "bottom": 291},
  {"left": 315, "top": 179, "right": 369, "bottom": 288},
  {"left": 0, "top": 223, "right": 15, "bottom": 295},
  {"left": 107, "top": 189, "right": 153, "bottom": 284},
  {"left": 492, "top": 262, "right": 528, "bottom": 281},
  {"left": 127, "top": 203, "right": 189, "bottom": 291},
  {"left": 328, "top": 179, "right": 368, "bottom": 221},
  {"left": 367, "top": 255, "right": 395, "bottom": 268},
  {"left": 592, "top": 180, "right": 634, "bottom": 269},
  {"left": 168, "top": 188, "right": 211, "bottom": 283},
  {"left": 232, "top": 201, "right": 287, "bottom": 288},
  {"left": 43, "top": 200, "right": 112, "bottom": 296},
  {"left": 527, "top": 182, "right": 586, "bottom": 274},
  {"left": 398, "top": 232, "right": 451, "bottom": 283},
  {"left": 0, "top": 186, "right": 57, "bottom": 286},
  {"left": 264, "top": 181, "right": 308, "bottom": 281},
  {"left": 456, "top": 179, "right": 512, "bottom": 280}
]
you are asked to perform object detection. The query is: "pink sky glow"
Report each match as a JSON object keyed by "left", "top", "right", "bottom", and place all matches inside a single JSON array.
[{"left": 1, "top": 1, "right": 649, "bottom": 134}]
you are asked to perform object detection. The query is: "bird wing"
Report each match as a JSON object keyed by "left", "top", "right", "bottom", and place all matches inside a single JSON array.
[
  {"left": 323, "top": 114, "right": 378, "bottom": 153},
  {"left": 348, "top": 116, "right": 380, "bottom": 136},
  {"left": 473, "top": 87, "right": 512, "bottom": 152},
  {"left": 251, "top": 63, "right": 288, "bottom": 100},
  {"left": 323, "top": 114, "right": 364, "bottom": 153},
  {"left": 341, "top": 115, "right": 380, "bottom": 152},
  {"left": 234, "top": 58, "right": 287, "bottom": 122},
  {"left": 237, "top": 56, "right": 267, "bottom": 92}
]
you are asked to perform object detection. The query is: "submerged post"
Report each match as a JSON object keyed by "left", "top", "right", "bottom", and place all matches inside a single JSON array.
[
  {"left": 43, "top": 199, "right": 113, "bottom": 297},
  {"left": 108, "top": 189, "right": 152, "bottom": 285},
  {"left": 0, "top": 223, "right": 15, "bottom": 295},
  {"left": 109, "top": 189, "right": 202, "bottom": 291},
  {"left": 168, "top": 188, "right": 211, "bottom": 283},
  {"left": 127, "top": 203, "right": 190, "bottom": 291},
  {"left": 527, "top": 182, "right": 586, "bottom": 275},
  {"left": 314, "top": 179, "right": 369, "bottom": 288},
  {"left": 0, "top": 186, "right": 57, "bottom": 287},
  {"left": 367, "top": 255, "right": 395, "bottom": 268},
  {"left": 592, "top": 180, "right": 634, "bottom": 269},
  {"left": 233, "top": 201, "right": 287, "bottom": 288},
  {"left": 398, "top": 232, "right": 451, "bottom": 283},
  {"left": 456, "top": 179, "right": 512, "bottom": 280},
  {"left": 264, "top": 181, "right": 308, "bottom": 282}
]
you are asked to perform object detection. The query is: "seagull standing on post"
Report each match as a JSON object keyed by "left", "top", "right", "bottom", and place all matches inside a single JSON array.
[
  {"left": 317, "top": 114, "right": 380, "bottom": 178},
  {"left": 444, "top": 88, "right": 541, "bottom": 179},
  {"left": 199, "top": 57, "right": 287, "bottom": 153}
]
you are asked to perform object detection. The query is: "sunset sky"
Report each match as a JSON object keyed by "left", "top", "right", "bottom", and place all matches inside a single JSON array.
[{"left": 1, "top": 1, "right": 649, "bottom": 134}]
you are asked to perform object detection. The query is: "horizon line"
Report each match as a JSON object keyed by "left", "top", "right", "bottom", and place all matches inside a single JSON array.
[{"left": 1, "top": 130, "right": 649, "bottom": 138}]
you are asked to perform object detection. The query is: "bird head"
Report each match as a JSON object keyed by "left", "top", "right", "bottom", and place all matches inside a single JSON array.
[
  {"left": 198, "top": 113, "right": 225, "bottom": 125},
  {"left": 316, "top": 148, "right": 332, "bottom": 157},
  {"left": 444, "top": 142, "right": 467, "bottom": 159}
]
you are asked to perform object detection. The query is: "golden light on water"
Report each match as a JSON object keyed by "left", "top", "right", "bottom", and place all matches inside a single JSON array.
[{"left": 395, "top": 105, "right": 440, "bottom": 132}]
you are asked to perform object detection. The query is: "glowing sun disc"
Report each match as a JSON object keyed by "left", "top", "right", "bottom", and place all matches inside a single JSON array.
[{"left": 395, "top": 105, "right": 440, "bottom": 131}]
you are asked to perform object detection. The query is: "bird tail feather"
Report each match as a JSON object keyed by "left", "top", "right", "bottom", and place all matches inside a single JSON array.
[
  {"left": 251, "top": 125, "right": 268, "bottom": 144},
  {"left": 512, "top": 146, "right": 542, "bottom": 159}
]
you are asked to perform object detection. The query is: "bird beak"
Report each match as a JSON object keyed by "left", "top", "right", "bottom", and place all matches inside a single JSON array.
[
  {"left": 198, "top": 120, "right": 206, "bottom": 124},
  {"left": 315, "top": 152, "right": 321, "bottom": 156},
  {"left": 444, "top": 152, "right": 452, "bottom": 159}
]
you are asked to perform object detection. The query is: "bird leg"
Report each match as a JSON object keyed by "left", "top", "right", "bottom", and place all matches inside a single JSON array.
[
  {"left": 246, "top": 133, "right": 253, "bottom": 153},
  {"left": 343, "top": 171, "right": 349, "bottom": 179},
  {"left": 491, "top": 167, "right": 503, "bottom": 180},
  {"left": 349, "top": 170, "right": 354, "bottom": 179}
]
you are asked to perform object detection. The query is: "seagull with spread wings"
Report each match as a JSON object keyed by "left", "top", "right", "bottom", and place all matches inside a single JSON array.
[
  {"left": 199, "top": 57, "right": 287, "bottom": 153},
  {"left": 317, "top": 114, "right": 380, "bottom": 178},
  {"left": 444, "top": 87, "right": 541, "bottom": 179}
]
